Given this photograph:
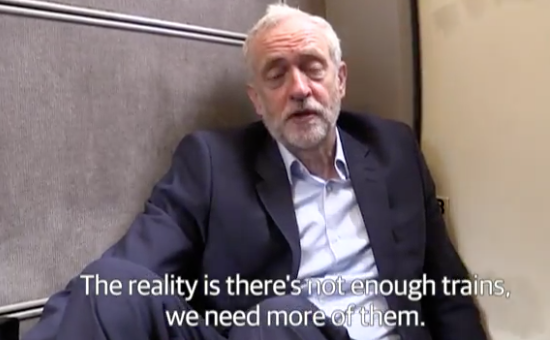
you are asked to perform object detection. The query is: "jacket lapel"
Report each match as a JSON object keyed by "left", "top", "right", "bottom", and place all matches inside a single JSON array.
[
  {"left": 340, "top": 130, "right": 397, "bottom": 282},
  {"left": 254, "top": 136, "right": 301, "bottom": 279}
]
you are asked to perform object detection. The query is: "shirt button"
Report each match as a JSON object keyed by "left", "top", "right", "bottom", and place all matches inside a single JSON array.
[{"left": 326, "top": 183, "right": 333, "bottom": 192}]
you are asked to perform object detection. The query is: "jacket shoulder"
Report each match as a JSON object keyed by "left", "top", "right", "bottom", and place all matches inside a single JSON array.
[
  {"left": 172, "top": 120, "right": 268, "bottom": 161},
  {"left": 338, "top": 110, "right": 417, "bottom": 148}
]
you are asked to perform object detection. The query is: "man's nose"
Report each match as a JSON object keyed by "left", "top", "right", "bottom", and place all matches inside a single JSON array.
[{"left": 288, "top": 69, "right": 311, "bottom": 101}]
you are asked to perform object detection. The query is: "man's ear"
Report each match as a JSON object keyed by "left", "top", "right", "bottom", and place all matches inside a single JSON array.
[
  {"left": 246, "top": 83, "right": 263, "bottom": 117},
  {"left": 337, "top": 61, "right": 348, "bottom": 98}
]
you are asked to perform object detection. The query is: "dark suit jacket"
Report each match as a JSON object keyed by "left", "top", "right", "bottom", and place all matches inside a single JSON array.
[{"left": 24, "top": 111, "right": 487, "bottom": 340}]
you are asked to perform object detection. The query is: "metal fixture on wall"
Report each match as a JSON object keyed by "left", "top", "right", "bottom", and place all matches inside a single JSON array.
[
  {"left": 0, "top": 298, "right": 45, "bottom": 321},
  {"left": 0, "top": 0, "right": 246, "bottom": 46}
]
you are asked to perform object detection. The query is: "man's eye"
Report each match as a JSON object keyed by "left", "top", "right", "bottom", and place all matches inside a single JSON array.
[
  {"left": 308, "top": 67, "right": 325, "bottom": 78},
  {"left": 306, "top": 63, "right": 325, "bottom": 76},
  {"left": 267, "top": 72, "right": 284, "bottom": 81}
]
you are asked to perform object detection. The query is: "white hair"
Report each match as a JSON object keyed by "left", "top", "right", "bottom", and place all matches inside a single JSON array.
[{"left": 243, "top": 3, "right": 342, "bottom": 74}]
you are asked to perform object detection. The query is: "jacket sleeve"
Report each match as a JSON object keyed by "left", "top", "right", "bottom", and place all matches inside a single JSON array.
[{"left": 22, "top": 132, "right": 212, "bottom": 340}]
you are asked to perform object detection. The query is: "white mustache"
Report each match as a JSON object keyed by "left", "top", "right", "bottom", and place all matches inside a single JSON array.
[{"left": 285, "top": 99, "right": 326, "bottom": 119}]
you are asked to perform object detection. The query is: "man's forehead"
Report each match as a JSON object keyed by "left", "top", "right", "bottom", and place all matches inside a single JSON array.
[
  {"left": 258, "top": 17, "right": 324, "bottom": 44},
  {"left": 261, "top": 46, "right": 325, "bottom": 67}
]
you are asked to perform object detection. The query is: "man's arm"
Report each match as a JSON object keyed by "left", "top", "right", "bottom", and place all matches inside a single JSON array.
[
  {"left": 403, "top": 125, "right": 488, "bottom": 339},
  {"left": 23, "top": 132, "right": 212, "bottom": 340}
]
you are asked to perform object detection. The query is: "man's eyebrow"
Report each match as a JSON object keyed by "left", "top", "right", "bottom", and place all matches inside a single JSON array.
[
  {"left": 259, "top": 47, "right": 327, "bottom": 74},
  {"left": 261, "top": 57, "right": 285, "bottom": 72},
  {"left": 299, "top": 47, "right": 324, "bottom": 57}
]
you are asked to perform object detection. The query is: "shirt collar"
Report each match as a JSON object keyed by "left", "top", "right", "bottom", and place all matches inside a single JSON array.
[{"left": 277, "top": 128, "right": 349, "bottom": 183}]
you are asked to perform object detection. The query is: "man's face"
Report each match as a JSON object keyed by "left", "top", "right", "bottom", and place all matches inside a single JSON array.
[{"left": 246, "top": 16, "right": 347, "bottom": 150}]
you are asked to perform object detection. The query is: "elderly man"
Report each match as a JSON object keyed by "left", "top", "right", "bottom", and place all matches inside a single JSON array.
[{"left": 23, "top": 3, "right": 487, "bottom": 340}]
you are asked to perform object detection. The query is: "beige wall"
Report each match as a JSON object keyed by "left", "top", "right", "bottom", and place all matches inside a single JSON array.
[{"left": 419, "top": 0, "right": 550, "bottom": 339}]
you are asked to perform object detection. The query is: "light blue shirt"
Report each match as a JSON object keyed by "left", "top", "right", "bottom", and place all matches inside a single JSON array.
[{"left": 277, "top": 129, "right": 399, "bottom": 340}]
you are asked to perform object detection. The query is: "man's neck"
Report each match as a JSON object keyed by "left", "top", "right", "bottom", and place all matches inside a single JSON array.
[{"left": 288, "top": 128, "right": 338, "bottom": 180}]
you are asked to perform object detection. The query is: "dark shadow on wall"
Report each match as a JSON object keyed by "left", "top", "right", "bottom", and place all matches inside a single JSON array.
[{"left": 409, "top": 0, "right": 423, "bottom": 143}]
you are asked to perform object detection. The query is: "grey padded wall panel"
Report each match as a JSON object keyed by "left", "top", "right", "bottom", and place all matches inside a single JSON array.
[
  {"left": 37, "top": 0, "right": 275, "bottom": 32},
  {"left": 0, "top": 13, "right": 255, "bottom": 307}
]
